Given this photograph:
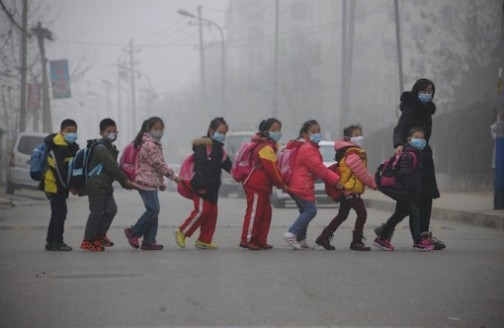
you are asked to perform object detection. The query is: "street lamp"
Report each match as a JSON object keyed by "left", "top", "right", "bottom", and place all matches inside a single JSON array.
[{"left": 177, "top": 8, "right": 226, "bottom": 116}]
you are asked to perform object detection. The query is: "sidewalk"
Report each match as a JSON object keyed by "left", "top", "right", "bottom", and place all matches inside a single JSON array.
[{"left": 364, "top": 189, "right": 504, "bottom": 230}]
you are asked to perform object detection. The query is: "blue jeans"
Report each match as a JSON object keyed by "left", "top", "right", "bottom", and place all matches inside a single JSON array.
[
  {"left": 289, "top": 195, "right": 317, "bottom": 241},
  {"left": 132, "top": 190, "right": 160, "bottom": 243}
]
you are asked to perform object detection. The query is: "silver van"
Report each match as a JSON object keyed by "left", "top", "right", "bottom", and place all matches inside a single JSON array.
[{"left": 6, "top": 132, "right": 47, "bottom": 194}]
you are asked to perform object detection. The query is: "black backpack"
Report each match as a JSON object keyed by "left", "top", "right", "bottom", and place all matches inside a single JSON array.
[
  {"left": 375, "top": 151, "right": 418, "bottom": 200},
  {"left": 67, "top": 139, "right": 104, "bottom": 190}
]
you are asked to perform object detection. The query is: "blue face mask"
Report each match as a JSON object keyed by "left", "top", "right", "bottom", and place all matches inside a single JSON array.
[
  {"left": 309, "top": 133, "right": 322, "bottom": 144},
  {"left": 63, "top": 132, "right": 78, "bottom": 144},
  {"left": 212, "top": 131, "right": 226, "bottom": 143},
  {"left": 418, "top": 92, "right": 432, "bottom": 104},
  {"left": 269, "top": 131, "right": 282, "bottom": 142},
  {"left": 410, "top": 138, "right": 426, "bottom": 150}
]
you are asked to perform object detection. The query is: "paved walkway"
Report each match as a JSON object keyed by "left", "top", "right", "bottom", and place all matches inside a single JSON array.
[{"left": 364, "top": 189, "right": 504, "bottom": 230}]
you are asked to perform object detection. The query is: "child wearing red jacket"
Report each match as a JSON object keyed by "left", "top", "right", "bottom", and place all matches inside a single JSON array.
[
  {"left": 239, "top": 118, "right": 288, "bottom": 250},
  {"left": 315, "top": 125, "right": 377, "bottom": 251},
  {"left": 283, "top": 120, "right": 340, "bottom": 250}
]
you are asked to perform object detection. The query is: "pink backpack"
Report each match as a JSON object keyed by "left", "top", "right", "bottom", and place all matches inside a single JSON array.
[
  {"left": 231, "top": 141, "right": 262, "bottom": 183},
  {"left": 277, "top": 140, "right": 303, "bottom": 184},
  {"left": 177, "top": 145, "right": 227, "bottom": 199},
  {"left": 120, "top": 142, "right": 140, "bottom": 180}
]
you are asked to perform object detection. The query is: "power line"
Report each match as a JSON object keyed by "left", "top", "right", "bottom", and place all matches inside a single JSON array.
[{"left": 225, "top": 0, "right": 276, "bottom": 30}]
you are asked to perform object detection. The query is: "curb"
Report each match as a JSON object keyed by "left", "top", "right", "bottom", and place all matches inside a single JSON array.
[{"left": 364, "top": 198, "right": 504, "bottom": 231}]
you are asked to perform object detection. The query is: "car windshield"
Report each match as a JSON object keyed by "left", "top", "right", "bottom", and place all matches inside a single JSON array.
[
  {"left": 319, "top": 144, "right": 335, "bottom": 162},
  {"left": 18, "top": 136, "right": 45, "bottom": 155}
]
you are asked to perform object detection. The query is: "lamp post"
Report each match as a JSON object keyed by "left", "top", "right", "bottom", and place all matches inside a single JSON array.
[{"left": 177, "top": 8, "right": 226, "bottom": 116}]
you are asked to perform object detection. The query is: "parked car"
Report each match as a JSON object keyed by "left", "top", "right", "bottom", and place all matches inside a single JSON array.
[
  {"left": 6, "top": 132, "right": 47, "bottom": 195},
  {"left": 219, "top": 130, "right": 256, "bottom": 198},
  {"left": 271, "top": 140, "right": 336, "bottom": 208}
]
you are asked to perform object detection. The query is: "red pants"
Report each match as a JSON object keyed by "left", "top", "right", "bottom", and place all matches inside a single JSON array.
[
  {"left": 241, "top": 190, "right": 272, "bottom": 245},
  {"left": 179, "top": 194, "right": 218, "bottom": 244}
]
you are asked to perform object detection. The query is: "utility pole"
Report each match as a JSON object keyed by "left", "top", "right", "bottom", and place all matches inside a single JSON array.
[
  {"left": 18, "top": 0, "right": 28, "bottom": 133},
  {"left": 197, "top": 5, "right": 206, "bottom": 92},
  {"left": 125, "top": 39, "right": 138, "bottom": 134},
  {"left": 340, "top": 0, "right": 348, "bottom": 135},
  {"left": 273, "top": 0, "right": 279, "bottom": 117},
  {"left": 117, "top": 57, "right": 122, "bottom": 143},
  {"left": 394, "top": 0, "right": 404, "bottom": 95},
  {"left": 32, "top": 78, "right": 40, "bottom": 132},
  {"left": 494, "top": 0, "right": 504, "bottom": 209},
  {"left": 31, "top": 22, "right": 53, "bottom": 133}
]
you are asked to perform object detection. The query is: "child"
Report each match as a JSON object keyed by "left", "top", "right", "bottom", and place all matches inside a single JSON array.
[
  {"left": 239, "top": 118, "right": 288, "bottom": 250},
  {"left": 79, "top": 118, "right": 133, "bottom": 252},
  {"left": 175, "top": 117, "right": 232, "bottom": 249},
  {"left": 373, "top": 127, "right": 434, "bottom": 252},
  {"left": 43, "top": 119, "right": 79, "bottom": 251},
  {"left": 124, "top": 117, "right": 180, "bottom": 250},
  {"left": 315, "top": 124, "right": 377, "bottom": 251},
  {"left": 283, "top": 120, "right": 340, "bottom": 250}
]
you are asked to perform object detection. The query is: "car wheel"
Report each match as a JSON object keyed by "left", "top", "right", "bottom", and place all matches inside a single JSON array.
[{"left": 6, "top": 181, "right": 15, "bottom": 195}]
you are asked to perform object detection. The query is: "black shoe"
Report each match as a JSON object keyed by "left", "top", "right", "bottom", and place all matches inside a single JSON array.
[
  {"left": 420, "top": 231, "right": 446, "bottom": 250},
  {"left": 46, "top": 242, "right": 72, "bottom": 251}
]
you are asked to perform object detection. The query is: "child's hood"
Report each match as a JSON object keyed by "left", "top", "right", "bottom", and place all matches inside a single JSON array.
[{"left": 191, "top": 136, "right": 213, "bottom": 146}]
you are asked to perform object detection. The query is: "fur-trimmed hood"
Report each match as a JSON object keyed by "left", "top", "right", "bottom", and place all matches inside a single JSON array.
[{"left": 192, "top": 136, "right": 213, "bottom": 146}]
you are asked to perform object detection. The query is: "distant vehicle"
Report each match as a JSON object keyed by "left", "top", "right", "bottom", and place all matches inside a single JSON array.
[
  {"left": 271, "top": 140, "right": 336, "bottom": 208},
  {"left": 6, "top": 132, "right": 47, "bottom": 195},
  {"left": 220, "top": 130, "right": 256, "bottom": 197}
]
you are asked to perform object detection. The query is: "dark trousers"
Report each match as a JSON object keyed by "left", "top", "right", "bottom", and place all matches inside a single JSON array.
[
  {"left": 46, "top": 192, "right": 68, "bottom": 244},
  {"left": 381, "top": 200, "right": 421, "bottom": 244},
  {"left": 325, "top": 195, "right": 367, "bottom": 235},
  {"left": 418, "top": 196, "right": 433, "bottom": 233},
  {"left": 84, "top": 194, "right": 117, "bottom": 241}
]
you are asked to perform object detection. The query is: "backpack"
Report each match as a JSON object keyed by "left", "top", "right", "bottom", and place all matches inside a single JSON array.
[
  {"left": 277, "top": 141, "right": 303, "bottom": 184},
  {"left": 30, "top": 143, "right": 48, "bottom": 181},
  {"left": 67, "top": 139, "right": 104, "bottom": 190},
  {"left": 120, "top": 142, "right": 140, "bottom": 181},
  {"left": 231, "top": 141, "right": 262, "bottom": 183},
  {"left": 177, "top": 144, "right": 227, "bottom": 199},
  {"left": 375, "top": 151, "right": 418, "bottom": 188},
  {"left": 324, "top": 163, "right": 343, "bottom": 201}
]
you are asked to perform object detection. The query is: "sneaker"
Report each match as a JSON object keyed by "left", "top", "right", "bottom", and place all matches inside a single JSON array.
[
  {"left": 80, "top": 240, "right": 105, "bottom": 252},
  {"left": 95, "top": 235, "right": 114, "bottom": 247},
  {"left": 373, "top": 237, "right": 394, "bottom": 251},
  {"left": 259, "top": 243, "right": 273, "bottom": 250},
  {"left": 374, "top": 224, "right": 394, "bottom": 240},
  {"left": 413, "top": 239, "right": 435, "bottom": 252},
  {"left": 420, "top": 231, "right": 446, "bottom": 250},
  {"left": 124, "top": 228, "right": 139, "bottom": 249},
  {"left": 45, "top": 243, "right": 72, "bottom": 251},
  {"left": 194, "top": 240, "right": 218, "bottom": 250},
  {"left": 282, "top": 232, "right": 302, "bottom": 250},
  {"left": 297, "top": 239, "right": 313, "bottom": 249},
  {"left": 174, "top": 229, "right": 186, "bottom": 249},
  {"left": 141, "top": 242, "right": 164, "bottom": 250}
]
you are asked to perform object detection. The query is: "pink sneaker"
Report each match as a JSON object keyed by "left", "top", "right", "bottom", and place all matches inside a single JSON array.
[
  {"left": 124, "top": 227, "right": 139, "bottom": 249},
  {"left": 413, "top": 239, "right": 434, "bottom": 252},
  {"left": 373, "top": 237, "right": 394, "bottom": 251}
]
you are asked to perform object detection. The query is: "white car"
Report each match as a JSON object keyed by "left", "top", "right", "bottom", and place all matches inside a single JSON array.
[
  {"left": 271, "top": 140, "right": 336, "bottom": 208},
  {"left": 6, "top": 132, "right": 47, "bottom": 195}
]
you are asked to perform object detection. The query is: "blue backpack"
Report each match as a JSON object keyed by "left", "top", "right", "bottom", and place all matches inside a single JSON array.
[
  {"left": 30, "top": 143, "right": 48, "bottom": 181},
  {"left": 67, "top": 140, "right": 104, "bottom": 190}
]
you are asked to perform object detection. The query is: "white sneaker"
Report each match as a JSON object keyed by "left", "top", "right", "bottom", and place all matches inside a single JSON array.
[
  {"left": 283, "top": 232, "right": 302, "bottom": 250},
  {"left": 297, "top": 239, "right": 313, "bottom": 249}
]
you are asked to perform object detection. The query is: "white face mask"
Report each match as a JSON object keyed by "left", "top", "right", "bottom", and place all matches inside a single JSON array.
[{"left": 350, "top": 136, "right": 364, "bottom": 147}]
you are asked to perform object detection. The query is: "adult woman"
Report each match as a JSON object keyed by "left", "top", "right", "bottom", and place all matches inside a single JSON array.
[{"left": 377, "top": 78, "right": 445, "bottom": 250}]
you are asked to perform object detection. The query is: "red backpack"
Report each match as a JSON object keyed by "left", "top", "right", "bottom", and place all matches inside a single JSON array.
[
  {"left": 277, "top": 140, "right": 303, "bottom": 184},
  {"left": 231, "top": 141, "right": 262, "bottom": 184},
  {"left": 119, "top": 142, "right": 140, "bottom": 181},
  {"left": 177, "top": 145, "right": 227, "bottom": 199},
  {"left": 324, "top": 163, "right": 343, "bottom": 201}
]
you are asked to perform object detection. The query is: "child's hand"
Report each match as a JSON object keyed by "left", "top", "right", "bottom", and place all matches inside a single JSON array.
[
  {"left": 198, "top": 188, "right": 206, "bottom": 195},
  {"left": 124, "top": 179, "right": 134, "bottom": 190},
  {"left": 173, "top": 176, "right": 181, "bottom": 184},
  {"left": 159, "top": 185, "right": 166, "bottom": 191},
  {"left": 281, "top": 185, "right": 290, "bottom": 193},
  {"left": 70, "top": 188, "right": 78, "bottom": 195},
  {"left": 335, "top": 182, "right": 344, "bottom": 190},
  {"left": 395, "top": 145, "right": 404, "bottom": 155}
]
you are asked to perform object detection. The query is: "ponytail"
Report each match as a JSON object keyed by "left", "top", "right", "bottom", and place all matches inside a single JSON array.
[{"left": 133, "top": 116, "right": 165, "bottom": 148}]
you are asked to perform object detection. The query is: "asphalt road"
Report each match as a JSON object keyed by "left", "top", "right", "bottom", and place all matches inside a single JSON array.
[{"left": 0, "top": 188, "right": 503, "bottom": 328}]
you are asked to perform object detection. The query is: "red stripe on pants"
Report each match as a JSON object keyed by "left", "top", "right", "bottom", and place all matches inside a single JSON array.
[
  {"left": 179, "top": 194, "right": 218, "bottom": 244},
  {"left": 241, "top": 190, "right": 272, "bottom": 245}
]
